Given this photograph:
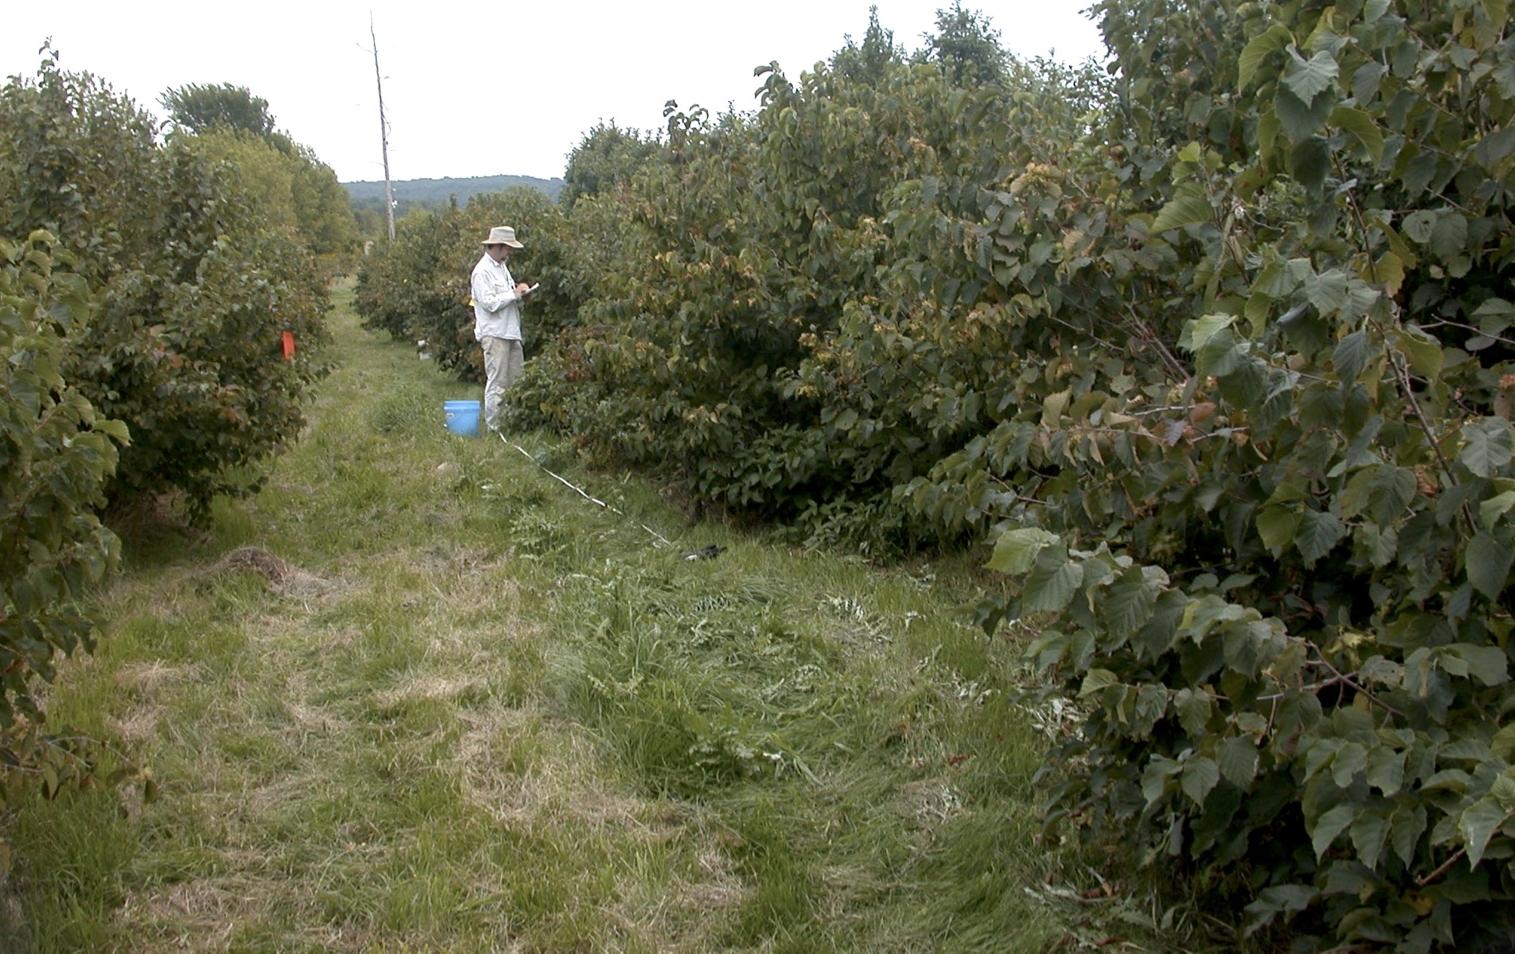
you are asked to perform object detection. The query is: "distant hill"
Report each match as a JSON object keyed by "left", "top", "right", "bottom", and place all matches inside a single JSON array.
[{"left": 343, "top": 174, "right": 564, "bottom": 215}]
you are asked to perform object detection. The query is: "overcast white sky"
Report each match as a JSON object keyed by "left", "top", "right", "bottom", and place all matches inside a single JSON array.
[{"left": 3, "top": 1, "right": 1105, "bottom": 184}]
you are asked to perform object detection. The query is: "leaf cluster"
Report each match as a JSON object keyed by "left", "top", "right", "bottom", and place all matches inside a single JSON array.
[
  {"left": 0, "top": 56, "right": 333, "bottom": 516},
  {"left": 513, "top": 35, "right": 1107, "bottom": 549},
  {"left": 159, "top": 81, "right": 275, "bottom": 137},
  {"left": 962, "top": 0, "right": 1515, "bottom": 948},
  {"left": 0, "top": 233, "right": 131, "bottom": 858}
]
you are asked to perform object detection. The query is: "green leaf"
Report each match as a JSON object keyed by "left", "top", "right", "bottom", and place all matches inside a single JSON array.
[
  {"left": 1444, "top": 642, "right": 1510, "bottom": 686},
  {"left": 1480, "top": 490, "right": 1515, "bottom": 529},
  {"left": 1244, "top": 884, "right": 1316, "bottom": 934},
  {"left": 987, "top": 527, "right": 1059, "bottom": 575},
  {"left": 1218, "top": 735, "right": 1259, "bottom": 788},
  {"left": 1181, "top": 756, "right": 1220, "bottom": 806},
  {"left": 1355, "top": 523, "right": 1399, "bottom": 567},
  {"left": 1333, "top": 330, "right": 1370, "bottom": 384},
  {"left": 1079, "top": 668, "right": 1119, "bottom": 698},
  {"left": 1360, "top": 656, "right": 1404, "bottom": 688},
  {"left": 1257, "top": 109, "right": 1281, "bottom": 162},
  {"left": 1350, "top": 810, "right": 1392, "bottom": 871},
  {"left": 1311, "top": 803, "right": 1358, "bottom": 859},
  {"left": 1422, "top": 768, "right": 1472, "bottom": 794},
  {"left": 1474, "top": 125, "right": 1515, "bottom": 169},
  {"left": 1349, "top": 66, "right": 1387, "bottom": 115},
  {"left": 1394, "top": 325, "right": 1444, "bottom": 379},
  {"left": 1257, "top": 505, "right": 1302, "bottom": 557},
  {"left": 1181, "top": 314, "right": 1235, "bottom": 353},
  {"left": 1400, "top": 150, "right": 1441, "bottom": 197},
  {"left": 1235, "top": 712, "right": 1269, "bottom": 737},
  {"left": 1276, "top": 89, "right": 1335, "bottom": 142},
  {"left": 1238, "top": 23, "right": 1294, "bottom": 89},
  {"left": 1374, "top": 250, "right": 1406, "bottom": 297},
  {"left": 1142, "top": 756, "right": 1180, "bottom": 808},
  {"left": 1305, "top": 269, "right": 1348, "bottom": 314},
  {"left": 1494, "top": 771, "right": 1515, "bottom": 812},
  {"left": 1283, "top": 49, "right": 1340, "bottom": 102},
  {"left": 1462, "top": 418, "right": 1515, "bottom": 478},
  {"left": 1296, "top": 510, "right": 1346, "bottom": 565},
  {"left": 1494, "top": 725, "right": 1515, "bottom": 761},
  {"left": 1323, "top": 861, "right": 1376, "bottom": 896},
  {"left": 1460, "top": 796, "right": 1510, "bottom": 867},
  {"left": 1429, "top": 212, "right": 1469, "bottom": 261},
  {"left": 1174, "top": 689, "right": 1212, "bottom": 735},
  {"left": 1366, "top": 747, "right": 1406, "bottom": 797},
  {"left": 1100, "top": 567, "right": 1159, "bottom": 637},
  {"left": 1176, "top": 141, "right": 1205, "bottom": 164},
  {"left": 1222, "top": 620, "right": 1278, "bottom": 678},
  {"left": 1041, "top": 389, "right": 1071, "bottom": 425},
  {"left": 1341, "top": 465, "right": 1417, "bottom": 525},
  {"left": 1290, "top": 136, "right": 1331, "bottom": 193},
  {"left": 1332, "top": 742, "right": 1368, "bottom": 788},
  {"left": 95, "top": 419, "right": 131, "bottom": 442},
  {"left": 1403, "top": 209, "right": 1437, "bottom": 244},
  {"left": 1021, "top": 550, "right": 1083, "bottom": 613},
  {"left": 1476, "top": 298, "right": 1515, "bottom": 336},
  {"left": 1330, "top": 106, "right": 1384, "bottom": 162},
  {"left": 1392, "top": 805, "right": 1429, "bottom": 866},
  {"left": 1152, "top": 185, "right": 1212, "bottom": 233},
  {"left": 1343, "top": 280, "right": 1381, "bottom": 321},
  {"left": 1131, "top": 684, "right": 1167, "bottom": 739}
]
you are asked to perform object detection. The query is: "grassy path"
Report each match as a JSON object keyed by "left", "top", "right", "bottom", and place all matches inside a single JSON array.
[{"left": 6, "top": 284, "right": 1163, "bottom": 951}]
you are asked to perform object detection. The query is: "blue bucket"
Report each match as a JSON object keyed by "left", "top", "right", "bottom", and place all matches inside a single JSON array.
[{"left": 443, "top": 399, "right": 481, "bottom": 437}]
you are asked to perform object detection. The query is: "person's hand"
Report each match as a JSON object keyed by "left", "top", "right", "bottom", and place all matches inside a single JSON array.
[{"left": 515, "top": 282, "right": 531, "bottom": 296}]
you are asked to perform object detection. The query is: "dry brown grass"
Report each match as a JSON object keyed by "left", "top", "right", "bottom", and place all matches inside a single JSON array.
[
  {"left": 114, "top": 661, "right": 199, "bottom": 695},
  {"left": 455, "top": 708, "right": 638, "bottom": 830},
  {"left": 452, "top": 702, "right": 749, "bottom": 949},
  {"left": 107, "top": 706, "right": 163, "bottom": 744}
]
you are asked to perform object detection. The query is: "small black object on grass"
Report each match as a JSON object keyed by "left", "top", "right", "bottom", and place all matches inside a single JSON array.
[{"left": 681, "top": 544, "right": 724, "bottom": 561}]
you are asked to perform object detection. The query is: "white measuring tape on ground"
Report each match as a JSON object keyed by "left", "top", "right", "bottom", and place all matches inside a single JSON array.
[{"left": 494, "top": 431, "right": 674, "bottom": 549}]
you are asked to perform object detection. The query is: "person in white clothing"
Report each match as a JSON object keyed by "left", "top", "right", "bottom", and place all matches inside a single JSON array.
[{"left": 470, "top": 225, "right": 532, "bottom": 430}]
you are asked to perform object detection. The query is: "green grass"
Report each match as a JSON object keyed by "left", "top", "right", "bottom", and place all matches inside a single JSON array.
[{"left": 1, "top": 281, "right": 1205, "bottom": 951}]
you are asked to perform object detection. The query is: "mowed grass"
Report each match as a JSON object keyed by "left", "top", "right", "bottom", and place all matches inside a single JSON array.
[{"left": 3, "top": 282, "right": 1186, "bottom": 951}]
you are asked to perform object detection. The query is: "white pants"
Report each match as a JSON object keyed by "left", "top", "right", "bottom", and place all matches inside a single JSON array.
[{"left": 481, "top": 336, "right": 523, "bottom": 429}]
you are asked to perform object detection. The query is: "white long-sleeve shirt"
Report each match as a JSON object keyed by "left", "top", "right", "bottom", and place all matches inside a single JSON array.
[{"left": 471, "top": 253, "right": 522, "bottom": 342}]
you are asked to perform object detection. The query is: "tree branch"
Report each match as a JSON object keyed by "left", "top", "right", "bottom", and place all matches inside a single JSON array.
[
  {"left": 1417, "top": 848, "right": 1466, "bottom": 888},
  {"left": 1307, "top": 648, "right": 1405, "bottom": 719}
]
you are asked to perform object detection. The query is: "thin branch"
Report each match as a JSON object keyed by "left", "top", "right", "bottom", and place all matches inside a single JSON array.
[
  {"left": 1387, "top": 345, "right": 1477, "bottom": 533},
  {"left": 1417, "top": 810, "right": 1515, "bottom": 887},
  {"left": 1417, "top": 848, "right": 1467, "bottom": 887},
  {"left": 1041, "top": 311, "right": 1126, "bottom": 357},
  {"left": 1422, "top": 318, "right": 1515, "bottom": 350},
  {"left": 1308, "top": 646, "right": 1405, "bottom": 719},
  {"left": 1127, "top": 404, "right": 1201, "bottom": 417},
  {"left": 1258, "top": 677, "right": 1349, "bottom": 702},
  {"left": 1337, "top": 162, "right": 1379, "bottom": 289},
  {"left": 1123, "top": 303, "right": 1190, "bottom": 381}
]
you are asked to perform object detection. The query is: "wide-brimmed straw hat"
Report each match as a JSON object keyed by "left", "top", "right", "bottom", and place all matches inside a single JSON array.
[{"left": 481, "top": 225, "right": 524, "bottom": 248}]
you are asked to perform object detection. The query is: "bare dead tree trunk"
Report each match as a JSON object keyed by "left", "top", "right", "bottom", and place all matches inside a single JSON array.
[{"left": 371, "top": 15, "right": 395, "bottom": 242}]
